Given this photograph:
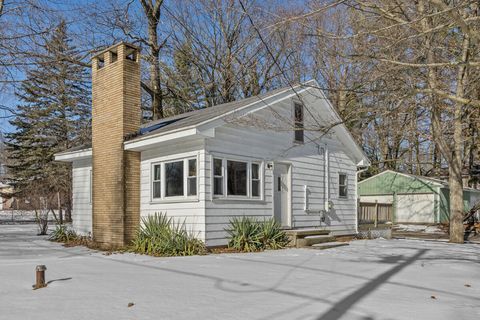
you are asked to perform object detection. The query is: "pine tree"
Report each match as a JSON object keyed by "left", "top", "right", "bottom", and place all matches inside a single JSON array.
[
  {"left": 164, "top": 39, "right": 203, "bottom": 115},
  {"left": 5, "top": 20, "right": 91, "bottom": 216}
]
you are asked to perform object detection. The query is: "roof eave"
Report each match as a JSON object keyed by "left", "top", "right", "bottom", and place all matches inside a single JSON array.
[{"left": 54, "top": 148, "right": 92, "bottom": 162}]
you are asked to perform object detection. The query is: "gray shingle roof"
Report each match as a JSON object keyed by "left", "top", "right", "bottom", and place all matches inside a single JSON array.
[
  {"left": 58, "top": 83, "right": 307, "bottom": 154},
  {"left": 128, "top": 85, "right": 292, "bottom": 140}
]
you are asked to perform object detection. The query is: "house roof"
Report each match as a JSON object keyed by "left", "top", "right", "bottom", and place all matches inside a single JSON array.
[
  {"left": 55, "top": 80, "right": 370, "bottom": 165},
  {"left": 57, "top": 83, "right": 306, "bottom": 156},
  {"left": 127, "top": 85, "right": 296, "bottom": 140}
]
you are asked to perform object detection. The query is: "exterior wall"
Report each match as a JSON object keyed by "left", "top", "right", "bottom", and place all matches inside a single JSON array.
[
  {"left": 464, "top": 190, "right": 480, "bottom": 210},
  {"left": 139, "top": 139, "right": 207, "bottom": 241},
  {"left": 72, "top": 159, "right": 92, "bottom": 235},
  {"left": 203, "top": 96, "right": 360, "bottom": 246},
  {"left": 359, "top": 195, "right": 393, "bottom": 204}
]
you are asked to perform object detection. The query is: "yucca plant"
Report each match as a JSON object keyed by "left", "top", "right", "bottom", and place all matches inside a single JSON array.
[
  {"left": 226, "top": 216, "right": 263, "bottom": 252},
  {"left": 226, "top": 217, "right": 290, "bottom": 252},
  {"left": 131, "top": 212, "right": 206, "bottom": 256},
  {"left": 49, "top": 224, "right": 77, "bottom": 242},
  {"left": 259, "top": 219, "right": 290, "bottom": 249}
]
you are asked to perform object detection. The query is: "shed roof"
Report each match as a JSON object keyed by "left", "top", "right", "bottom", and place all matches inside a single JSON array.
[
  {"left": 358, "top": 170, "right": 443, "bottom": 195},
  {"left": 358, "top": 170, "right": 480, "bottom": 195}
]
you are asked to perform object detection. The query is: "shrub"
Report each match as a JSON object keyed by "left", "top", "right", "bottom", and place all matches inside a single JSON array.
[
  {"left": 131, "top": 213, "right": 206, "bottom": 256},
  {"left": 49, "top": 224, "right": 77, "bottom": 242},
  {"left": 226, "top": 216, "right": 263, "bottom": 252},
  {"left": 226, "top": 217, "right": 289, "bottom": 252},
  {"left": 259, "top": 218, "right": 290, "bottom": 249}
]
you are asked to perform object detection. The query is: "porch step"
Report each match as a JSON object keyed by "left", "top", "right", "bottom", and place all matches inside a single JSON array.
[
  {"left": 285, "top": 228, "right": 330, "bottom": 238},
  {"left": 310, "top": 242, "right": 349, "bottom": 250},
  {"left": 297, "top": 235, "right": 336, "bottom": 247},
  {"left": 285, "top": 228, "right": 333, "bottom": 247}
]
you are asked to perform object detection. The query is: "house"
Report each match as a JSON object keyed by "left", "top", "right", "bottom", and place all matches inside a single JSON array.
[
  {"left": 358, "top": 170, "right": 480, "bottom": 224},
  {"left": 0, "top": 183, "right": 7, "bottom": 210},
  {"left": 54, "top": 42, "right": 370, "bottom": 248}
]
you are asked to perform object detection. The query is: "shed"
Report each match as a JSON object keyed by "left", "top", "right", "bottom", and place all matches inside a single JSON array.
[{"left": 358, "top": 170, "right": 480, "bottom": 223}]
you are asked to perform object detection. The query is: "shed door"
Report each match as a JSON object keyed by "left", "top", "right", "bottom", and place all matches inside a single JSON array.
[{"left": 396, "top": 194, "right": 435, "bottom": 223}]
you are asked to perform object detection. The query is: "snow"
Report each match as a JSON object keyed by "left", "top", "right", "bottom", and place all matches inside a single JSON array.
[
  {"left": 395, "top": 224, "right": 444, "bottom": 234},
  {"left": 1, "top": 224, "right": 479, "bottom": 320}
]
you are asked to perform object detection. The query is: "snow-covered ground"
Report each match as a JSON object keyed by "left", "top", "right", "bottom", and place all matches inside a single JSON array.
[
  {"left": 1, "top": 224, "right": 479, "bottom": 320},
  {"left": 395, "top": 224, "right": 444, "bottom": 234},
  {"left": 0, "top": 210, "right": 58, "bottom": 224}
]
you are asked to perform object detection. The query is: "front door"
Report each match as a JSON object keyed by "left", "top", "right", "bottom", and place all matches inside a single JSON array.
[{"left": 273, "top": 163, "right": 291, "bottom": 227}]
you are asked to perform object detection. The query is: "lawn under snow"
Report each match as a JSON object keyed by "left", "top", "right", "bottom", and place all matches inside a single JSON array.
[
  {"left": 0, "top": 224, "right": 479, "bottom": 320},
  {"left": 395, "top": 224, "right": 445, "bottom": 234}
]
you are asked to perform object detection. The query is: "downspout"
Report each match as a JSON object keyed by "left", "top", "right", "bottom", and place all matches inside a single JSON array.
[{"left": 324, "top": 144, "right": 330, "bottom": 212}]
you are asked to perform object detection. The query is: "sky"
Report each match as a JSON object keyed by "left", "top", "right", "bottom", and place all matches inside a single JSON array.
[{"left": 0, "top": 0, "right": 312, "bottom": 135}]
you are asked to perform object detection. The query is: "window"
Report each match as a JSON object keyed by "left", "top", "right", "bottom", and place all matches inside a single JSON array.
[
  {"left": 187, "top": 159, "right": 197, "bottom": 196},
  {"left": 165, "top": 161, "right": 184, "bottom": 197},
  {"left": 213, "top": 157, "right": 262, "bottom": 199},
  {"left": 213, "top": 158, "right": 224, "bottom": 196},
  {"left": 294, "top": 102, "right": 304, "bottom": 143},
  {"left": 339, "top": 173, "right": 348, "bottom": 198},
  {"left": 227, "top": 161, "right": 247, "bottom": 196},
  {"left": 152, "top": 164, "right": 161, "bottom": 199},
  {"left": 251, "top": 163, "right": 260, "bottom": 197},
  {"left": 152, "top": 157, "right": 197, "bottom": 200}
]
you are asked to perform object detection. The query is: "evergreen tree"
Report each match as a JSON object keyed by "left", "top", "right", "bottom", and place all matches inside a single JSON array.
[
  {"left": 5, "top": 21, "right": 90, "bottom": 214},
  {"left": 164, "top": 39, "right": 203, "bottom": 115}
]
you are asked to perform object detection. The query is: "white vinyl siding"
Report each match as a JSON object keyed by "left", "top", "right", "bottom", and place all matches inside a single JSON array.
[
  {"left": 72, "top": 159, "right": 92, "bottom": 235},
  {"left": 204, "top": 94, "right": 359, "bottom": 246}
]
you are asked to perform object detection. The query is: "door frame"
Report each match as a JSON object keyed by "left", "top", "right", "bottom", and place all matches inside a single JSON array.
[{"left": 272, "top": 162, "right": 292, "bottom": 228}]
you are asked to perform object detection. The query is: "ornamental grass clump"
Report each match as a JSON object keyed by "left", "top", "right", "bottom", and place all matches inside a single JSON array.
[
  {"left": 131, "top": 213, "right": 206, "bottom": 256},
  {"left": 49, "top": 224, "right": 78, "bottom": 242},
  {"left": 258, "top": 218, "right": 290, "bottom": 250},
  {"left": 226, "top": 216, "right": 290, "bottom": 252}
]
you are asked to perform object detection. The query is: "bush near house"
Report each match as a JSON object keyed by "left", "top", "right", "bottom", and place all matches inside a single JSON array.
[
  {"left": 49, "top": 224, "right": 94, "bottom": 248},
  {"left": 226, "top": 217, "right": 290, "bottom": 252},
  {"left": 131, "top": 213, "right": 206, "bottom": 256},
  {"left": 49, "top": 224, "right": 77, "bottom": 242}
]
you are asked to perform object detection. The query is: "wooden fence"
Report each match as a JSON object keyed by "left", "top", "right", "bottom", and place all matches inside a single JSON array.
[{"left": 358, "top": 201, "right": 393, "bottom": 226}]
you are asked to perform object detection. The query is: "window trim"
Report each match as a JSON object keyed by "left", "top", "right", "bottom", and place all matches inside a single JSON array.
[
  {"left": 150, "top": 156, "right": 199, "bottom": 202},
  {"left": 213, "top": 158, "right": 224, "bottom": 197},
  {"left": 338, "top": 173, "right": 348, "bottom": 198},
  {"left": 211, "top": 155, "right": 263, "bottom": 200}
]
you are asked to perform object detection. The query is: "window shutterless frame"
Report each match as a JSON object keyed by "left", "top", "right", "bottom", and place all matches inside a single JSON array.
[
  {"left": 338, "top": 173, "right": 348, "bottom": 198},
  {"left": 150, "top": 156, "right": 198, "bottom": 201},
  {"left": 211, "top": 155, "right": 263, "bottom": 200}
]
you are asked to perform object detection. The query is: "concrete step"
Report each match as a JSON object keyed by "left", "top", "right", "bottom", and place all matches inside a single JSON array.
[
  {"left": 285, "top": 228, "right": 330, "bottom": 238},
  {"left": 296, "top": 235, "right": 336, "bottom": 247},
  {"left": 310, "top": 242, "right": 349, "bottom": 250}
]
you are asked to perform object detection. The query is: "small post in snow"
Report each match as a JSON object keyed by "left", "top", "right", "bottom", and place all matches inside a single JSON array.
[{"left": 34, "top": 265, "right": 47, "bottom": 289}]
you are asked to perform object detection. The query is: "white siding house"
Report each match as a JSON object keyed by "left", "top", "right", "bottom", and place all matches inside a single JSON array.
[{"left": 56, "top": 80, "right": 369, "bottom": 246}]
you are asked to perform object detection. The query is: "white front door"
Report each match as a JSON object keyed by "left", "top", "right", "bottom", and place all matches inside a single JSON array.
[{"left": 273, "top": 163, "right": 291, "bottom": 227}]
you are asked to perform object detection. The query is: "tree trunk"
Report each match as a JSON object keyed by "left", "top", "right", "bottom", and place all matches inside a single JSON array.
[{"left": 449, "top": 167, "right": 464, "bottom": 243}]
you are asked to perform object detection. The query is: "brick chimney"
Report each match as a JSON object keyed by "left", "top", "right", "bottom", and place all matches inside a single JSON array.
[{"left": 91, "top": 42, "right": 141, "bottom": 248}]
